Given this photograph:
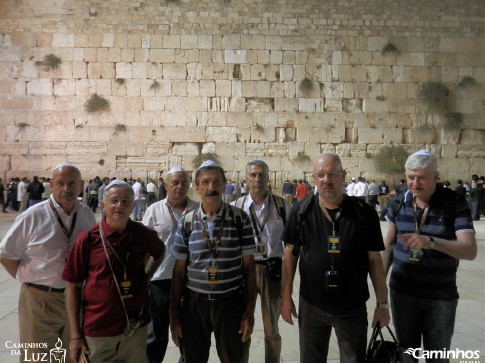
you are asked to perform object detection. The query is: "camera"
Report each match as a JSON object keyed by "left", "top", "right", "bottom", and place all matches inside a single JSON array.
[{"left": 324, "top": 270, "right": 340, "bottom": 291}]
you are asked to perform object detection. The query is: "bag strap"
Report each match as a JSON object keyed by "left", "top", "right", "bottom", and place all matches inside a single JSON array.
[{"left": 366, "top": 323, "right": 399, "bottom": 359}]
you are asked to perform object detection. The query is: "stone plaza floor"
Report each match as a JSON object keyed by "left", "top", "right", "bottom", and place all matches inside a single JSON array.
[{"left": 0, "top": 210, "right": 484, "bottom": 362}]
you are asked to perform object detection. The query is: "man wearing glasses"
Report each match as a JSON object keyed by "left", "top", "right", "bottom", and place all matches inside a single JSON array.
[{"left": 281, "top": 152, "right": 389, "bottom": 362}]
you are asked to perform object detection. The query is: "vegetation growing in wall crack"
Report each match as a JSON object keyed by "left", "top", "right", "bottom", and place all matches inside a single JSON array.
[
  {"left": 457, "top": 76, "right": 476, "bottom": 88},
  {"left": 417, "top": 82, "right": 450, "bottom": 113},
  {"left": 114, "top": 124, "right": 127, "bottom": 135},
  {"left": 35, "top": 54, "right": 62, "bottom": 71},
  {"left": 17, "top": 122, "right": 29, "bottom": 129},
  {"left": 85, "top": 94, "right": 110, "bottom": 113},
  {"left": 115, "top": 78, "right": 125, "bottom": 85},
  {"left": 149, "top": 80, "right": 160, "bottom": 91},
  {"left": 299, "top": 77, "right": 313, "bottom": 93},
  {"left": 254, "top": 123, "right": 265, "bottom": 133},
  {"left": 192, "top": 153, "right": 220, "bottom": 170},
  {"left": 373, "top": 146, "right": 409, "bottom": 174},
  {"left": 444, "top": 112, "right": 463, "bottom": 131},
  {"left": 292, "top": 153, "right": 311, "bottom": 165},
  {"left": 381, "top": 43, "right": 399, "bottom": 56},
  {"left": 98, "top": 159, "right": 105, "bottom": 166}
]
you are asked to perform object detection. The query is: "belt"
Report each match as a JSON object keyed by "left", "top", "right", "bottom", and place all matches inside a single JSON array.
[
  {"left": 186, "top": 288, "right": 243, "bottom": 302},
  {"left": 25, "top": 282, "right": 65, "bottom": 293}
]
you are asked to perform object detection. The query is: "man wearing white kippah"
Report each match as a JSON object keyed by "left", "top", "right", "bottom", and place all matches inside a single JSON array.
[
  {"left": 0, "top": 162, "right": 96, "bottom": 361},
  {"left": 143, "top": 166, "right": 199, "bottom": 363},
  {"left": 382, "top": 149, "right": 477, "bottom": 362}
]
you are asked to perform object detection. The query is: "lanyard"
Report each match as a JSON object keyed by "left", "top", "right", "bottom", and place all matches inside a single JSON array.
[
  {"left": 99, "top": 222, "right": 131, "bottom": 278},
  {"left": 198, "top": 207, "right": 225, "bottom": 259},
  {"left": 319, "top": 201, "right": 342, "bottom": 236},
  {"left": 167, "top": 203, "right": 190, "bottom": 229},
  {"left": 412, "top": 198, "right": 430, "bottom": 235},
  {"left": 49, "top": 200, "right": 78, "bottom": 242},
  {"left": 249, "top": 196, "right": 270, "bottom": 242}
]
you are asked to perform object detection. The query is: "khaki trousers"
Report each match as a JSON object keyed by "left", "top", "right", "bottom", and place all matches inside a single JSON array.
[
  {"left": 85, "top": 325, "right": 148, "bottom": 363},
  {"left": 19, "top": 283, "right": 71, "bottom": 363}
]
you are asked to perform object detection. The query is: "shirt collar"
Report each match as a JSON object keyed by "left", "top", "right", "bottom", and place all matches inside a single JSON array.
[
  {"left": 199, "top": 202, "right": 225, "bottom": 220},
  {"left": 49, "top": 194, "right": 80, "bottom": 216},
  {"left": 247, "top": 192, "right": 269, "bottom": 210},
  {"left": 100, "top": 216, "right": 134, "bottom": 238}
]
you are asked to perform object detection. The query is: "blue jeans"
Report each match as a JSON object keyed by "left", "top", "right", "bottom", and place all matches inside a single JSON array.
[
  {"left": 390, "top": 289, "right": 458, "bottom": 363},
  {"left": 298, "top": 296, "right": 367, "bottom": 363}
]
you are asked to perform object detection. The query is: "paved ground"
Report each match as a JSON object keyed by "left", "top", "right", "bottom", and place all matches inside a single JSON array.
[{"left": 0, "top": 209, "right": 484, "bottom": 363}]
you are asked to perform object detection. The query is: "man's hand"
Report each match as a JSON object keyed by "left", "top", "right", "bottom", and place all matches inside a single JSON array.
[
  {"left": 238, "top": 309, "right": 254, "bottom": 342},
  {"left": 372, "top": 306, "right": 390, "bottom": 328},
  {"left": 281, "top": 295, "right": 298, "bottom": 325},
  {"left": 69, "top": 338, "right": 89, "bottom": 363},
  {"left": 398, "top": 233, "right": 430, "bottom": 250},
  {"left": 170, "top": 317, "right": 183, "bottom": 347}
]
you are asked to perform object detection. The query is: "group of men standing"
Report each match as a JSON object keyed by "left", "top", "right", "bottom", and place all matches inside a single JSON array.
[{"left": 0, "top": 148, "right": 478, "bottom": 363}]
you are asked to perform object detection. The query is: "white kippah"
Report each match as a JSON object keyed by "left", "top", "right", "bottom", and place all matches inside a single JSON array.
[
  {"left": 167, "top": 166, "right": 185, "bottom": 176},
  {"left": 106, "top": 179, "right": 130, "bottom": 190},
  {"left": 55, "top": 162, "right": 75, "bottom": 169},
  {"left": 197, "top": 160, "right": 218, "bottom": 170},
  {"left": 412, "top": 149, "right": 433, "bottom": 157}
]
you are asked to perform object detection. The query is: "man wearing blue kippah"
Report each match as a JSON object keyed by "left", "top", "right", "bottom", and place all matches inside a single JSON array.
[{"left": 382, "top": 150, "right": 477, "bottom": 363}]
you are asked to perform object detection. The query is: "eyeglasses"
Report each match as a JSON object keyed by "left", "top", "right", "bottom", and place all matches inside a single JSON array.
[{"left": 313, "top": 171, "right": 341, "bottom": 181}]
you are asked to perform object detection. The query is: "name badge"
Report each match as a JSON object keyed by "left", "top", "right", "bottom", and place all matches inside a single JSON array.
[
  {"left": 328, "top": 235, "right": 340, "bottom": 254},
  {"left": 409, "top": 249, "right": 423, "bottom": 262},
  {"left": 256, "top": 236, "right": 266, "bottom": 256},
  {"left": 208, "top": 260, "right": 219, "bottom": 284},
  {"left": 120, "top": 279, "right": 133, "bottom": 299}
]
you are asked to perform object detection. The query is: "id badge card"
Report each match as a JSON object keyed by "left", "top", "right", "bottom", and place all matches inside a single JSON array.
[
  {"left": 409, "top": 249, "right": 423, "bottom": 262},
  {"left": 120, "top": 279, "right": 133, "bottom": 299},
  {"left": 256, "top": 236, "right": 266, "bottom": 256},
  {"left": 328, "top": 235, "right": 340, "bottom": 254},
  {"left": 208, "top": 260, "right": 219, "bottom": 284}
]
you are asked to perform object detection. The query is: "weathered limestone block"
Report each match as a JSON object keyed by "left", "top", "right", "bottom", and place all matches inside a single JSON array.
[
  {"left": 201, "top": 142, "right": 215, "bottom": 154},
  {"left": 310, "top": 127, "right": 345, "bottom": 144},
  {"left": 457, "top": 145, "right": 485, "bottom": 159},
  {"left": 264, "top": 143, "right": 288, "bottom": 157},
  {"left": 320, "top": 144, "right": 336, "bottom": 154},
  {"left": 52, "top": 33, "right": 75, "bottom": 47},
  {"left": 245, "top": 143, "right": 266, "bottom": 157},
  {"left": 27, "top": 79, "right": 53, "bottom": 96},
  {"left": 116, "top": 63, "right": 133, "bottom": 79},
  {"left": 172, "top": 143, "right": 200, "bottom": 156},
  {"left": 1, "top": 96, "right": 33, "bottom": 110},
  {"left": 11, "top": 155, "right": 53, "bottom": 175},
  {"left": 274, "top": 98, "right": 298, "bottom": 112},
  {"left": 163, "top": 64, "right": 187, "bottom": 80},
  {"left": 224, "top": 50, "right": 247, "bottom": 64},
  {"left": 325, "top": 99, "right": 342, "bottom": 112},
  {"left": 0, "top": 141, "right": 28, "bottom": 156},
  {"left": 53, "top": 79, "right": 76, "bottom": 96}
]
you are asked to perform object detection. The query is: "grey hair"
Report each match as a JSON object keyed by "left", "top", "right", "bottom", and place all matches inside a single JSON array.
[
  {"left": 405, "top": 153, "right": 437, "bottom": 173},
  {"left": 245, "top": 160, "right": 269, "bottom": 178},
  {"left": 52, "top": 163, "right": 81, "bottom": 180},
  {"left": 315, "top": 152, "right": 344, "bottom": 171}
]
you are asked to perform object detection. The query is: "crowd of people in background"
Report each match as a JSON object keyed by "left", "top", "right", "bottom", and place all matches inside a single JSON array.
[{"left": 1, "top": 173, "right": 485, "bottom": 222}]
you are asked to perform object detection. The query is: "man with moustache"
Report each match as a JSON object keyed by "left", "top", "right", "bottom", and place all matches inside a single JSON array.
[
  {"left": 281, "top": 153, "right": 389, "bottom": 363},
  {"left": 234, "top": 160, "right": 290, "bottom": 363},
  {"left": 381, "top": 150, "right": 476, "bottom": 362},
  {"left": 0, "top": 162, "right": 96, "bottom": 360},
  {"left": 63, "top": 180, "right": 165, "bottom": 363},
  {"left": 170, "top": 160, "right": 257, "bottom": 363},
  {"left": 143, "top": 166, "right": 199, "bottom": 363}
]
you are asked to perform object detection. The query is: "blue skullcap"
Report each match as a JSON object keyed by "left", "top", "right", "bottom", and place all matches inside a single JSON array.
[{"left": 412, "top": 149, "right": 433, "bottom": 157}]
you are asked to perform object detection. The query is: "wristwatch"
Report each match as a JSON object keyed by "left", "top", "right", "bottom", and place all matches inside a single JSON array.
[
  {"left": 429, "top": 236, "right": 436, "bottom": 249},
  {"left": 377, "top": 301, "right": 389, "bottom": 309}
]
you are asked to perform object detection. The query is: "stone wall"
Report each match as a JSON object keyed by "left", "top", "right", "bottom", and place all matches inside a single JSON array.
[{"left": 0, "top": 0, "right": 484, "bottom": 186}]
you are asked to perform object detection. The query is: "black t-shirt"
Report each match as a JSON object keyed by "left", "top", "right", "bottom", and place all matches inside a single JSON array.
[{"left": 282, "top": 195, "right": 384, "bottom": 313}]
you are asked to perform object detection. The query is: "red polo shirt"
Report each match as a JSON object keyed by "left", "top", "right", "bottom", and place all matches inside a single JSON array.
[{"left": 62, "top": 218, "right": 164, "bottom": 337}]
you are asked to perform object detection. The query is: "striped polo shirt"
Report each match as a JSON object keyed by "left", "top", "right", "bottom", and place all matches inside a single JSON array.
[
  {"left": 172, "top": 203, "right": 256, "bottom": 295},
  {"left": 386, "top": 186, "right": 475, "bottom": 299}
]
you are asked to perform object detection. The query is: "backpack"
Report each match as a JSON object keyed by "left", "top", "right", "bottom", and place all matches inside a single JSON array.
[
  {"left": 182, "top": 204, "right": 244, "bottom": 241},
  {"left": 31, "top": 181, "right": 44, "bottom": 197},
  {"left": 292, "top": 195, "right": 367, "bottom": 256},
  {"left": 235, "top": 193, "right": 286, "bottom": 225}
]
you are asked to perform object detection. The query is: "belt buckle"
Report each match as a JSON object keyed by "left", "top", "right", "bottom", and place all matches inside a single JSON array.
[{"left": 208, "top": 293, "right": 216, "bottom": 301}]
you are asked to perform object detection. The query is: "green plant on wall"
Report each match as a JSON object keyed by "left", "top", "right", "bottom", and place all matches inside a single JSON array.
[
  {"left": 444, "top": 112, "right": 463, "bottom": 131},
  {"left": 149, "top": 80, "right": 160, "bottom": 91},
  {"left": 85, "top": 94, "right": 110, "bottom": 113},
  {"left": 292, "top": 153, "right": 311, "bottom": 165},
  {"left": 417, "top": 82, "right": 450, "bottom": 113},
  {"left": 192, "top": 153, "right": 220, "bottom": 170},
  {"left": 17, "top": 122, "right": 29, "bottom": 129},
  {"left": 114, "top": 124, "right": 127, "bottom": 135},
  {"left": 457, "top": 76, "right": 476, "bottom": 88},
  {"left": 115, "top": 78, "right": 125, "bottom": 85},
  {"left": 35, "top": 54, "right": 62, "bottom": 71},
  {"left": 381, "top": 43, "right": 399, "bottom": 56},
  {"left": 98, "top": 159, "right": 105, "bottom": 166},
  {"left": 299, "top": 77, "right": 313, "bottom": 93},
  {"left": 373, "top": 146, "right": 409, "bottom": 175}
]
